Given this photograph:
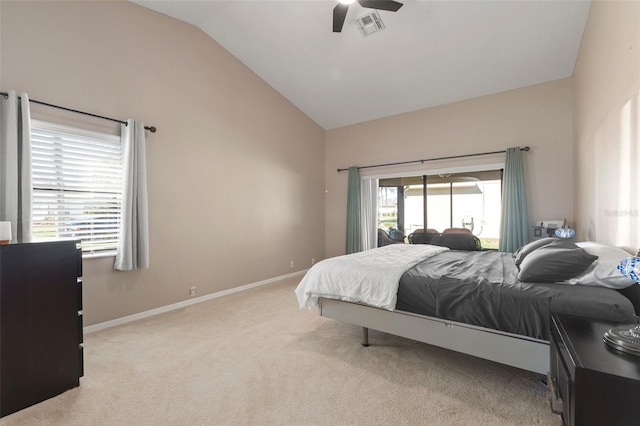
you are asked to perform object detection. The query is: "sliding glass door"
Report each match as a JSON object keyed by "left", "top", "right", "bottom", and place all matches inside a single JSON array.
[{"left": 377, "top": 170, "right": 502, "bottom": 248}]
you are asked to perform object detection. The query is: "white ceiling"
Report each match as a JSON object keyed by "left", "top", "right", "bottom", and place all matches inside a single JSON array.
[{"left": 132, "top": 0, "right": 591, "bottom": 130}]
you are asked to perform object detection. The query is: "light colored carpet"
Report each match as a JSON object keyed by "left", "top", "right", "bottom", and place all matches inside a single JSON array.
[{"left": 2, "top": 277, "right": 550, "bottom": 425}]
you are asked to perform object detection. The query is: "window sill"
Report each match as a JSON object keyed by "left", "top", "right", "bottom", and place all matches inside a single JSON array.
[{"left": 82, "top": 252, "right": 117, "bottom": 260}]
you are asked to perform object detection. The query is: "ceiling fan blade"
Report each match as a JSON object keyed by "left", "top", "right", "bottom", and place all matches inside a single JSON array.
[
  {"left": 333, "top": 3, "right": 349, "bottom": 32},
  {"left": 357, "top": 0, "right": 403, "bottom": 12}
]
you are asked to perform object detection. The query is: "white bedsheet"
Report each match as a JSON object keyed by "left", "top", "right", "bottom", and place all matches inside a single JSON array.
[{"left": 295, "top": 244, "right": 449, "bottom": 311}]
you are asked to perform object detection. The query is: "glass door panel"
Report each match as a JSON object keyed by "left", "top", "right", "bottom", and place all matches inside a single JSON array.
[
  {"left": 404, "top": 184, "right": 424, "bottom": 234},
  {"left": 378, "top": 171, "right": 502, "bottom": 249}
]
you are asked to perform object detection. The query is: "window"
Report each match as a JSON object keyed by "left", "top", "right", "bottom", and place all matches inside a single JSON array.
[
  {"left": 31, "top": 120, "right": 123, "bottom": 256},
  {"left": 378, "top": 186, "right": 399, "bottom": 230},
  {"left": 378, "top": 169, "right": 503, "bottom": 249}
]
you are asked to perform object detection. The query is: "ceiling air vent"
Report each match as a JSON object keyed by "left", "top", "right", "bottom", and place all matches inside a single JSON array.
[{"left": 354, "top": 11, "right": 385, "bottom": 37}]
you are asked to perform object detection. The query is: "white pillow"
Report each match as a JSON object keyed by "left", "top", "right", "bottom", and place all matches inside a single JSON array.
[{"left": 562, "top": 242, "right": 636, "bottom": 289}]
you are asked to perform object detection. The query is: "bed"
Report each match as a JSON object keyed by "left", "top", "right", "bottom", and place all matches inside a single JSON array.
[{"left": 295, "top": 241, "right": 639, "bottom": 374}]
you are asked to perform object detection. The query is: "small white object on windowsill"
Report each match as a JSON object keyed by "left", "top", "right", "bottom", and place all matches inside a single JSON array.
[{"left": 0, "top": 221, "right": 11, "bottom": 245}]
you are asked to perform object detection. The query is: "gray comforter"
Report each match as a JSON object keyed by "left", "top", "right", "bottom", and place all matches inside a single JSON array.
[{"left": 396, "top": 250, "right": 636, "bottom": 340}]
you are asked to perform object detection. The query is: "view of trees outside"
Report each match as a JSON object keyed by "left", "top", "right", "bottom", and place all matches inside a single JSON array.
[
  {"left": 378, "top": 186, "right": 399, "bottom": 230},
  {"left": 377, "top": 178, "right": 502, "bottom": 249},
  {"left": 378, "top": 187, "right": 398, "bottom": 231}
]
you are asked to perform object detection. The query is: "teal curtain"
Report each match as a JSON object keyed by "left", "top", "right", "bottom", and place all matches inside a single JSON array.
[
  {"left": 345, "top": 166, "right": 362, "bottom": 254},
  {"left": 499, "top": 147, "right": 529, "bottom": 252}
]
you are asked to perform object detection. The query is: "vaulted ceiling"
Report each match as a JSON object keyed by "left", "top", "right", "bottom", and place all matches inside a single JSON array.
[{"left": 133, "top": 0, "right": 591, "bottom": 129}]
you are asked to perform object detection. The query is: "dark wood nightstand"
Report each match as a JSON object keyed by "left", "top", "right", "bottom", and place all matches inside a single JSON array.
[{"left": 548, "top": 313, "right": 640, "bottom": 426}]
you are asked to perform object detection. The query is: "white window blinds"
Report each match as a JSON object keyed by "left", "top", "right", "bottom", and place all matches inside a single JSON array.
[{"left": 31, "top": 120, "right": 123, "bottom": 256}]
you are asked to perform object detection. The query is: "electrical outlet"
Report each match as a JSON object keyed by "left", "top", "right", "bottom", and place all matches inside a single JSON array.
[
  {"left": 189, "top": 286, "right": 197, "bottom": 297},
  {"left": 290, "top": 261, "right": 295, "bottom": 269},
  {"left": 312, "top": 258, "right": 316, "bottom": 265}
]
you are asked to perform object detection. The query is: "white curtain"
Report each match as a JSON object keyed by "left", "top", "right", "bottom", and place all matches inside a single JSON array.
[
  {"left": 0, "top": 90, "right": 32, "bottom": 243},
  {"left": 114, "top": 119, "right": 149, "bottom": 270},
  {"left": 361, "top": 178, "right": 378, "bottom": 251}
]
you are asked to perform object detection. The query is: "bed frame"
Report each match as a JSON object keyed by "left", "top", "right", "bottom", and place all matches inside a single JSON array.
[{"left": 319, "top": 297, "right": 550, "bottom": 375}]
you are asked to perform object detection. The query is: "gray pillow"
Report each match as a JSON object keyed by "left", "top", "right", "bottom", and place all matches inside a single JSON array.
[
  {"left": 513, "top": 237, "right": 574, "bottom": 267},
  {"left": 517, "top": 245, "right": 598, "bottom": 283}
]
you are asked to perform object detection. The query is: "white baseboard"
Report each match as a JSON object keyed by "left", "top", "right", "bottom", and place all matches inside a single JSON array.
[{"left": 83, "top": 270, "right": 307, "bottom": 334}]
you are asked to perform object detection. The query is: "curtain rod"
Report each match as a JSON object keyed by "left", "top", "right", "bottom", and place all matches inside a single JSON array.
[
  {"left": 0, "top": 91, "right": 157, "bottom": 133},
  {"left": 337, "top": 146, "right": 530, "bottom": 173}
]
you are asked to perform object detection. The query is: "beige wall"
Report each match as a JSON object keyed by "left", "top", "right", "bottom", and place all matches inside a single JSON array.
[
  {"left": 325, "top": 79, "right": 574, "bottom": 258},
  {"left": 0, "top": 1, "right": 325, "bottom": 325},
  {"left": 4, "top": 0, "right": 634, "bottom": 326},
  {"left": 573, "top": 0, "right": 640, "bottom": 250}
]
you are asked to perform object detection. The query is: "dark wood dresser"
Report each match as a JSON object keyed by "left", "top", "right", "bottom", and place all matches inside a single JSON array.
[
  {"left": 0, "top": 241, "right": 83, "bottom": 417},
  {"left": 548, "top": 313, "right": 640, "bottom": 426}
]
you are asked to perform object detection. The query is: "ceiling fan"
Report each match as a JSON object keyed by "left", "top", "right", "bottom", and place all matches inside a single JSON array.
[{"left": 333, "top": 0, "right": 403, "bottom": 33}]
